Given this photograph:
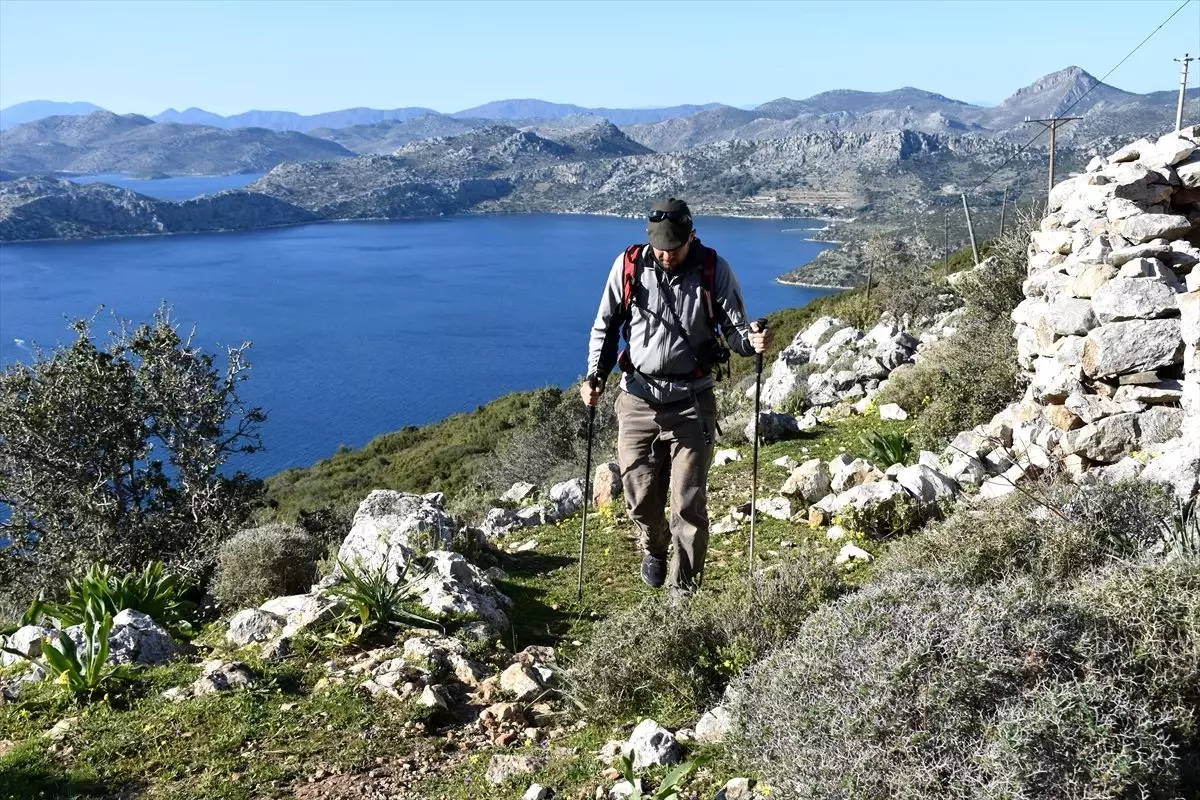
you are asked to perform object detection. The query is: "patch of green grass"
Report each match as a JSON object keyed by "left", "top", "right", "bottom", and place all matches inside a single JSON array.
[{"left": 0, "top": 657, "right": 432, "bottom": 800}]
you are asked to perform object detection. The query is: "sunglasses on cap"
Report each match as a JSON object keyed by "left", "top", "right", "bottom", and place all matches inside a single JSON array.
[{"left": 648, "top": 209, "right": 691, "bottom": 223}]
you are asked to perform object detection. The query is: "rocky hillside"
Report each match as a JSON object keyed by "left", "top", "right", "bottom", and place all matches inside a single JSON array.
[
  {"left": 624, "top": 67, "right": 1196, "bottom": 151},
  {"left": 0, "top": 111, "right": 355, "bottom": 175}
]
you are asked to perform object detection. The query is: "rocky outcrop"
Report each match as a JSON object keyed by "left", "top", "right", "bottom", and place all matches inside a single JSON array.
[{"left": 336, "top": 490, "right": 456, "bottom": 580}]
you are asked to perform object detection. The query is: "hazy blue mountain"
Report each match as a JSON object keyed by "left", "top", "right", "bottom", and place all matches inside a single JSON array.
[
  {"left": 309, "top": 114, "right": 492, "bottom": 154},
  {"left": 758, "top": 88, "right": 979, "bottom": 117},
  {"left": 0, "top": 100, "right": 107, "bottom": 129},
  {"left": 1, "top": 111, "right": 354, "bottom": 175},
  {"left": 152, "top": 106, "right": 439, "bottom": 132},
  {"left": 451, "top": 99, "right": 724, "bottom": 125}
]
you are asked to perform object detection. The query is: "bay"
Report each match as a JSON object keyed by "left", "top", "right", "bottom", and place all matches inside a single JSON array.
[
  {"left": 66, "top": 172, "right": 265, "bottom": 201},
  {"left": 0, "top": 215, "right": 835, "bottom": 478}
]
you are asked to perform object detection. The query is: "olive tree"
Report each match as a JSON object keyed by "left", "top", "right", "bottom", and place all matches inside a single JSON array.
[{"left": 0, "top": 306, "right": 265, "bottom": 599}]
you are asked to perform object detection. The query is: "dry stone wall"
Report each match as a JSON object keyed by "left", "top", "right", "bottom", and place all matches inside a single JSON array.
[{"left": 986, "top": 126, "right": 1200, "bottom": 497}]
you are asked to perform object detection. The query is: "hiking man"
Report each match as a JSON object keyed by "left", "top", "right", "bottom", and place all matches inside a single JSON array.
[{"left": 581, "top": 198, "right": 772, "bottom": 591}]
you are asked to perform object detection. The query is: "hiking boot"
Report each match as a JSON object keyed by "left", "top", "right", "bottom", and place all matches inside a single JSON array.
[{"left": 641, "top": 554, "right": 667, "bottom": 588}]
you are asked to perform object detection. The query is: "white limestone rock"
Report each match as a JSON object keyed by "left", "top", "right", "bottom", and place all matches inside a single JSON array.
[
  {"left": 1091, "top": 277, "right": 1179, "bottom": 323},
  {"left": 336, "top": 490, "right": 455, "bottom": 582},
  {"left": 226, "top": 608, "right": 286, "bottom": 647},
  {"left": 1082, "top": 319, "right": 1183, "bottom": 378},
  {"left": 410, "top": 550, "right": 512, "bottom": 628},
  {"left": 780, "top": 459, "right": 832, "bottom": 503},
  {"left": 622, "top": 719, "right": 683, "bottom": 769}
]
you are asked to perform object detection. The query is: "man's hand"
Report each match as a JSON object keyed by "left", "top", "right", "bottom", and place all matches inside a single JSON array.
[
  {"left": 749, "top": 320, "right": 773, "bottom": 354},
  {"left": 580, "top": 375, "right": 603, "bottom": 407}
]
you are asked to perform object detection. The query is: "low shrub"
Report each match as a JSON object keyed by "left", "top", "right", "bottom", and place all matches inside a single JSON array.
[
  {"left": 327, "top": 559, "right": 438, "bottom": 640},
  {"left": 876, "top": 479, "right": 1173, "bottom": 589},
  {"left": 728, "top": 563, "right": 1200, "bottom": 799},
  {"left": 211, "top": 524, "right": 324, "bottom": 609},
  {"left": 567, "top": 555, "right": 843, "bottom": 723},
  {"left": 876, "top": 213, "right": 1032, "bottom": 451},
  {"left": 858, "top": 429, "right": 912, "bottom": 467}
]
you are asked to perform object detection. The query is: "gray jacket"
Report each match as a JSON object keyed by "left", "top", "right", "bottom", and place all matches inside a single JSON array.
[{"left": 587, "top": 243, "right": 756, "bottom": 404}]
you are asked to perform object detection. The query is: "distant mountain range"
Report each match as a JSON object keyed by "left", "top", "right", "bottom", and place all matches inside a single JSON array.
[{"left": 0, "top": 111, "right": 354, "bottom": 175}]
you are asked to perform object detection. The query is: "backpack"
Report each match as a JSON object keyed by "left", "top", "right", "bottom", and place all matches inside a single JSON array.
[
  {"left": 617, "top": 243, "right": 725, "bottom": 380},
  {"left": 620, "top": 243, "right": 719, "bottom": 330}
]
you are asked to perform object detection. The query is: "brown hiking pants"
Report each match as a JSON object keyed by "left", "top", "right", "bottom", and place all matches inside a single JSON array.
[{"left": 615, "top": 388, "right": 718, "bottom": 589}]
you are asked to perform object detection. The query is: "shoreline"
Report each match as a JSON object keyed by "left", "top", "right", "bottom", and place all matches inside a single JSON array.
[{"left": 0, "top": 207, "right": 848, "bottom": 247}]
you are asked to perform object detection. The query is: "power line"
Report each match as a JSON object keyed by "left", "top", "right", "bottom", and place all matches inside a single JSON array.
[{"left": 968, "top": 0, "right": 1196, "bottom": 195}]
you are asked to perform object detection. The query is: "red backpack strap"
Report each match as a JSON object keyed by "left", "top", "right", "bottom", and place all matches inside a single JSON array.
[
  {"left": 621, "top": 244, "right": 642, "bottom": 318},
  {"left": 700, "top": 245, "right": 718, "bottom": 330}
]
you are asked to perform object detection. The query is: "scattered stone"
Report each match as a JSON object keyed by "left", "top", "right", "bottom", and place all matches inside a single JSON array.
[
  {"left": 549, "top": 479, "right": 585, "bottom": 518},
  {"left": 417, "top": 684, "right": 450, "bottom": 711},
  {"left": 524, "top": 785, "right": 552, "bottom": 800},
  {"left": 780, "top": 458, "right": 832, "bottom": 503},
  {"left": 192, "top": 660, "right": 256, "bottom": 696},
  {"left": 1060, "top": 413, "right": 1140, "bottom": 463},
  {"left": 486, "top": 754, "right": 543, "bottom": 786},
  {"left": 695, "top": 705, "right": 731, "bottom": 744},
  {"left": 894, "top": 464, "right": 959, "bottom": 505},
  {"left": 593, "top": 463, "right": 622, "bottom": 508},
  {"left": 622, "top": 719, "right": 682, "bottom": 769},
  {"left": 499, "top": 663, "right": 545, "bottom": 701},
  {"left": 501, "top": 482, "right": 536, "bottom": 503},
  {"left": 712, "top": 449, "right": 742, "bottom": 466},
  {"left": 830, "top": 457, "right": 882, "bottom": 494},
  {"left": 772, "top": 455, "right": 798, "bottom": 470},
  {"left": 0, "top": 625, "right": 54, "bottom": 667},
  {"left": 410, "top": 550, "right": 512, "bottom": 628},
  {"left": 226, "top": 608, "right": 286, "bottom": 647},
  {"left": 756, "top": 497, "right": 792, "bottom": 520},
  {"left": 878, "top": 402, "right": 908, "bottom": 421},
  {"left": 835, "top": 543, "right": 873, "bottom": 564},
  {"left": 1082, "top": 319, "right": 1183, "bottom": 377},
  {"left": 45, "top": 716, "right": 78, "bottom": 741}
]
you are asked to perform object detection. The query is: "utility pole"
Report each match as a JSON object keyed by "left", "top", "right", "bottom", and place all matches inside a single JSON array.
[
  {"left": 1024, "top": 116, "right": 1082, "bottom": 202},
  {"left": 1176, "top": 53, "right": 1194, "bottom": 131},
  {"left": 999, "top": 187, "right": 1008, "bottom": 237},
  {"left": 961, "top": 193, "right": 979, "bottom": 266},
  {"left": 943, "top": 210, "right": 949, "bottom": 273}
]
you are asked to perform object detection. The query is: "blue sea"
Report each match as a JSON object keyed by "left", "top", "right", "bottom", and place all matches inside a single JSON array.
[{"left": 1, "top": 195, "right": 835, "bottom": 478}]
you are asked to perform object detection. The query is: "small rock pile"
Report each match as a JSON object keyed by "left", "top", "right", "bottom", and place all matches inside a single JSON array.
[{"left": 948, "top": 127, "right": 1200, "bottom": 497}]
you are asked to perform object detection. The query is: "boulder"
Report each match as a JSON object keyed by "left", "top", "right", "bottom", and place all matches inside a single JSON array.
[
  {"left": 823, "top": 479, "right": 910, "bottom": 518},
  {"left": 745, "top": 411, "right": 803, "bottom": 443},
  {"left": 772, "top": 455, "right": 798, "bottom": 470},
  {"left": 1137, "top": 407, "right": 1184, "bottom": 446},
  {"left": 418, "top": 684, "right": 450, "bottom": 710},
  {"left": 830, "top": 458, "right": 882, "bottom": 494},
  {"left": 713, "top": 449, "right": 742, "bottom": 466},
  {"left": 622, "top": 719, "right": 683, "bottom": 769},
  {"left": 1140, "top": 439, "right": 1200, "bottom": 498},
  {"left": 0, "top": 625, "right": 53, "bottom": 667},
  {"left": 797, "top": 316, "right": 848, "bottom": 348},
  {"left": 1065, "top": 391, "right": 1144, "bottom": 423},
  {"left": 894, "top": 465, "right": 959, "bottom": 505},
  {"left": 835, "top": 543, "right": 874, "bottom": 564},
  {"left": 549, "top": 478, "right": 585, "bottom": 518},
  {"left": 481, "top": 507, "right": 522, "bottom": 538},
  {"left": 979, "top": 463, "right": 1030, "bottom": 500},
  {"left": 100, "top": 610, "right": 177, "bottom": 666},
  {"left": 226, "top": 609, "right": 286, "bottom": 647},
  {"left": 410, "top": 551, "right": 512, "bottom": 628},
  {"left": 1114, "top": 380, "right": 1184, "bottom": 404},
  {"left": 1107, "top": 243, "right": 1173, "bottom": 267},
  {"left": 695, "top": 705, "right": 731, "bottom": 744},
  {"left": 1090, "top": 277, "right": 1179, "bottom": 323},
  {"left": 336, "top": 491, "right": 455, "bottom": 582},
  {"left": 811, "top": 327, "right": 863, "bottom": 365},
  {"left": 1060, "top": 413, "right": 1140, "bottom": 463},
  {"left": 260, "top": 593, "right": 340, "bottom": 639},
  {"left": 593, "top": 463, "right": 622, "bottom": 508},
  {"left": 499, "top": 663, "right": 544, "bottom": 701},
  {"left": 878, "top": 402, "right": 908, "bottom": 421},
  {"left": 1116, "top": 213, "right": 1192, "bottom": 243},
  {"left": 501, "top": 482, "right": 536, "bottom": 503},
  {"left": 1070, "top": 263, "right": 1117, "bottom": 298},
  {"left": 1082, "top": 319, "right": 1183, "bottom": 377},
  {"left": 756, "top": 497, "right": 792, "bottom": 520},
  {"left": 780, "top": 459, "right": 832, "bottom": 503}
]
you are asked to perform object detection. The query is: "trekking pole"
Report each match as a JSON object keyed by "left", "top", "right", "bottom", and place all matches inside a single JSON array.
[
  {"left": 577, "top": 402, "right": 597, "bottom": 602},
  {"left": 748, "top": 319, "right": 768, "bottom": 586}
]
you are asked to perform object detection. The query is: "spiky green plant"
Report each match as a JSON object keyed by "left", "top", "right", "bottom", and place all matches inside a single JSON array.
[
  {"left": 44, "top": 562, "right": 197, "bottom": 636},
  {"left": 1159, "top": 495, "right": 1200, "bottom": 558},
  {"left": 859, "top": 429, "right": 913, "bottom": 467},
  {"left": 2, "top": 613, "right": 133, "bottom": 701},
  {"left": 328, "top": 559, "right": 440, "bottom": 638},
  {"left": 618, "top": 753, "right": 706, "bottom": 800}
]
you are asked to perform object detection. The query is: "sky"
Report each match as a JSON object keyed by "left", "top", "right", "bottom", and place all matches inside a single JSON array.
[{"left": 1, "top": 0, "right": 1197, "bottom": 116}]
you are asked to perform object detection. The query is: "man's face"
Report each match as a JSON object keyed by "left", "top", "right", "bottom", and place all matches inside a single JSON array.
[{"left": 653, "top": 239, "right": 691, "bottom": 269}]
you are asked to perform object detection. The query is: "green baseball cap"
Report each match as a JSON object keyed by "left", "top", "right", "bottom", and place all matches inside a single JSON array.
[{"left": 646, "top": 197, "right": 693, "bottom": 251}]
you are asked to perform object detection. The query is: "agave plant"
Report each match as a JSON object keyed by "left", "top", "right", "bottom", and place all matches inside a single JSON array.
[
  {"left": 2, "top": 613, "right": 133, "bottom": 701},
  {"left": 45, "top": 562, "right": 197, "bottom": 636},
  {"left": 859, "top": 429, "right": 913, "bottom": 468},
  {"left": 328, "top": 559, "right": 440, "bottom": 638}
]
